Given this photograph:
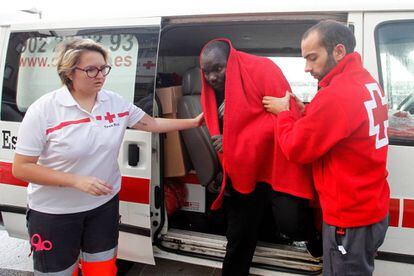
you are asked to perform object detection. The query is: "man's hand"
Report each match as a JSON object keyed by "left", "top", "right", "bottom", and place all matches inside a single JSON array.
[
  {"left": 211, "top": 135, "right": 223, "bottom": 153},
  {"left": 262, "top": 92, "right": 291, "bottom": 114},
  {"left": 290, "top": 93, "right": 305, "bottom": 114}
]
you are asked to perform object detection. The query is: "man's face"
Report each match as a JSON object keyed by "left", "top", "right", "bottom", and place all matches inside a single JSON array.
[
  {"left": 201, "top": 50, "right": 227, "bottom": 92},
  {"left": 301, "top": 31, "right": 337, "bottom": 81}
]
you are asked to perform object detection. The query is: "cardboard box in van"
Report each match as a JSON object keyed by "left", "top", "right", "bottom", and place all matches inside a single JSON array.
[
  {"left": 156, "top": 86, "right": 182, "bottom": 115},
  {"left": 156, "top": 86, "right": 188, "bottom": 177}
]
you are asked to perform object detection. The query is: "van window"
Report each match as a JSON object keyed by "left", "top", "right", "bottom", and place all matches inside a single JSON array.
[
  {"left": 269, "top": 57, "right": 317, "bottom": 102},
  {"left": 1, "top": 27, "right": 159, "bottom": 122},
  {"left": 376, "top": 20, "right": 414, "bottom": 143}
]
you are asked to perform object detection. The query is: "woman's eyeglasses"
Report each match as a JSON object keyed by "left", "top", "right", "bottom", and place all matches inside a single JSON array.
[{"left": 74, "top": 65, "right": 111, "bottom": 78}]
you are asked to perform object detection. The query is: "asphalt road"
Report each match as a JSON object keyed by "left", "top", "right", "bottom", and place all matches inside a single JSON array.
[{"left": 0, "top": 225, "right": 222, "bottom": 276}]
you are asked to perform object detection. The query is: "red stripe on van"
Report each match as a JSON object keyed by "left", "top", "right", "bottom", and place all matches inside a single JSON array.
[
  {"left": 389, "top": 198, "right": 400, "bottom": 227},
  {"left": 119, "top": 176, "right": 150, "bottom": 204},
  {"left": 402, "top": 199, "right": 414, "bottom": 228},
  {"left": 0, "top": 161, "right": 149, "bottom": 204},
  {"left": 46, "top": 118, "right": 91, "bottom": 134}
]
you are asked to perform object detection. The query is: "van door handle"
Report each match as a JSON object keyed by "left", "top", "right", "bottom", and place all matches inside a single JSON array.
[{"left": 128, "top": 144, "right": 140, "bottom": 166}]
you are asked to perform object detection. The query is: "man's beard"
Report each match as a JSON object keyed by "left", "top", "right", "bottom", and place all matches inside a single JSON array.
[{"left": 319, "top": 54, "right": 337, "bottom": 80}]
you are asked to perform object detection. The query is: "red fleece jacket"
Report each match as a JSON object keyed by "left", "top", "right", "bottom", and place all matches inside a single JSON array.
[
  {"left": 277, "top": 52, "right": 390, "bottom": 227},
  {"left": 200, "top": 39, "right": 314, "bottom": 210}
]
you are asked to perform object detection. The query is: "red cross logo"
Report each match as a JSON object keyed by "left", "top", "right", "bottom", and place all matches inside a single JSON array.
[
  {"left": 143, "top": 60, "right": 156, "bottom": 70},
  {"left": 364, "top": 83, "right": 389, "bottom": 149},
  {"left": 104, "top": 112, "right": 116, "bottom": 123}
]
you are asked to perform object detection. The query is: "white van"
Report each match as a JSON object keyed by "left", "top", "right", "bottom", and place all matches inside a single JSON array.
[{"left": 1, "top": 3, "right": 414, "bottom": 275}]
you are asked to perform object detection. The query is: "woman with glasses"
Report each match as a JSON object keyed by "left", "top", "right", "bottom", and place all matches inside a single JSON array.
[{"left": 12, "top": 38, "right": 203, "bottom": 276}]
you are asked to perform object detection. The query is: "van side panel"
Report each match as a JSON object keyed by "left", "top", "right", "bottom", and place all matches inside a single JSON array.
[{"left": 0, "top": 18, "right": 162, "bottom": 265}]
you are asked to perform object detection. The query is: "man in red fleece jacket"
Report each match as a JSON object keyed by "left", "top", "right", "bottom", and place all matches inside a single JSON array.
[
  {"left": 263, "top": 20, "right": 390, "bottom": 275},
  {"left": 200, "top": 39, "right": 321, "bottom": 276}
]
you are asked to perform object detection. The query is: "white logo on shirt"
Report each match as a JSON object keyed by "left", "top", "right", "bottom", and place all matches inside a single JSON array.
[{"left": 364, "top": 83, "right": 389, "bottom": 149}]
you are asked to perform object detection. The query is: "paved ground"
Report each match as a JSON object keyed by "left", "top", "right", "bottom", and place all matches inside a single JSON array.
[
  {"left": 0, "top": 226, "right": 223, "bottom": 276},
  {"left": 0, "top": 228, "right": 32, "bottom": 275},
  {"left": 120, "top": 259, "right": 221, "bottom": 276}
]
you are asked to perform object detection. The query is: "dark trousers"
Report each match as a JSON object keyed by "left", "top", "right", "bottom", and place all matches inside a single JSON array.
[
  {"left": 322, "top": 216, "right": 388, "bottom": 276},
  {"left": 222, "top": 182, "right": 315, "bottom": 276},
  {"left": 27, "top": 194, "right": 119, "bottom": 274}
]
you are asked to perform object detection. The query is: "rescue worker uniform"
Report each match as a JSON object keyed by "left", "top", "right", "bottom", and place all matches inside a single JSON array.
[
  {"left": 276, "top": 52, "right": 390, "bottom": 276},
  {"left": 16, "top": 86, "right": 145, "bottom": 275}
]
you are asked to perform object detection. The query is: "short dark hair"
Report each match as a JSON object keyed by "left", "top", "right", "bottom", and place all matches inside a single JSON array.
[
  {"left": 302, "top": 20, "right": 356, "bottom": 54},
  {"left": 201, "top": 40, "right": 230, "bottom": 60}
]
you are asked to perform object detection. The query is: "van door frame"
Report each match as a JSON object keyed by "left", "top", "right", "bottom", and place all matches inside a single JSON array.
[{"left": 363, "top": 11, "right": 414, "bottom": 266}]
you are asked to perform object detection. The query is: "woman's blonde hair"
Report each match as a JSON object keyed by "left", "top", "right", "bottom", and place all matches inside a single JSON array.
[{"left": 54, "top": 37, "right": 109, "bottom": 89}]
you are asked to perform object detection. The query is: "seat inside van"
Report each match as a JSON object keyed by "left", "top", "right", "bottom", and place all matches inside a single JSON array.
[{"left": 178, "top": 67, "right": 220, "bottom": 188}]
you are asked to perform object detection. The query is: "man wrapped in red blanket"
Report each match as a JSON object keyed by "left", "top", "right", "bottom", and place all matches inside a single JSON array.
[{"left": 200, "top": 39, "right": 321, "bottom": 276}]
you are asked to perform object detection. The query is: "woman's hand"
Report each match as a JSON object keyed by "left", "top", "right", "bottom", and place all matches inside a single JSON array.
[
  {"left": 133, "top": 113, "right": 204, "bottom": 133},
  {"left": 13, "top": 153, "right": 113, "bottom": 196},
  {"left": 194, "top": 112, "right": 204, "bottom": 127},
  {"left": 73, "top": 175, "right": 113, "bottom": 196}
]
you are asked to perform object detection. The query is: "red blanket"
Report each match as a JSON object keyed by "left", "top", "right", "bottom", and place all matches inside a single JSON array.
[{"left": 200, "top": 39, "right": 314, "bottom": 210}]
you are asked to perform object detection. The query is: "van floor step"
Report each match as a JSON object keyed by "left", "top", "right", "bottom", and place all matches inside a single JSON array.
[{"left": 161, "top": 228, "right": 322, "bottom": 272}]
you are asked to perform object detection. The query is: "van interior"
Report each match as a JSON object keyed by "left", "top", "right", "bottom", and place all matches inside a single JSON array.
[
  {"left": 0, "top": 12, "right": 351, "bottom": 274},
  {"left": 154, "top": 13, "right": 347, "bottom": 274}
]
